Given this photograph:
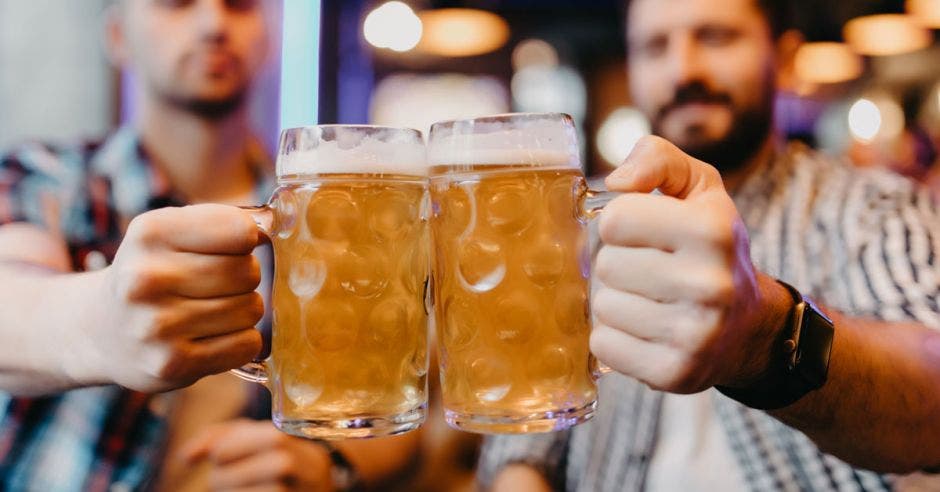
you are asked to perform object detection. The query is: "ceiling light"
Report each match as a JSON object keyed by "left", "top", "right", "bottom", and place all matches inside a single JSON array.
[
  {"left": 363, "top": 2, "right": 423, "bottom": 52},
  {"left": 794, "top": 42, "right": 864, "bottom": 84},
  {"left": 843, "top": 14, "right": 931, "bottom": 56},
  {"left": 416, "top": 9, "right": 510, "bottom": 57}
]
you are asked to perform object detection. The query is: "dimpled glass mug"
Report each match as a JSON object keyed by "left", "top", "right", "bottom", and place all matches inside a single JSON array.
[
  {"left": 235, "top": 125, "right": 430, "bottom": 440},
  {"left": 428, "top": 113, "right": 611, "bottom": 434}
]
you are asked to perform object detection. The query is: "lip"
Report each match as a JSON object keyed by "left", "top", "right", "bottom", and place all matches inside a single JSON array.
[
  {"left": 665, "top": 102, "right": 730, "bottom": 120},
  {"left": 189, "top": 50, "right": 238, "bottom": 75}
]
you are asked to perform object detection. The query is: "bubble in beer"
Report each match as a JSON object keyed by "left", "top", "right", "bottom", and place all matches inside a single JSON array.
[
  {"left": 442, "top": 297, "right": 479, "bottom": 350},
  {"left": 546, "top": 175, "right": 582, "bottom": 225},
  {"left": 367, "top": 297, "right": 414, "bottom": 346},
  {"left": 457, "top": 237, "right": 506, "bottom": 293},
  {"left": 554, "top": 283, "right": 590, "bottom": 335},
  {"left": 369, "top": 189, "right": 417, "bottom": 242},
  {"left": 337, "top": 245, "right": 389, "bottom": 298},
  {"left": 306, "top": 299, "right": 358, "bottom": 352},
  {"left": 338, "top": 356, "right": 388, "bottom": 408},
  {"left": 433, "top": 183, "right": 472, "bottom": 237},
  {"left": 468, "top": 357, "right": 512, "bottom": 403},
  {"left": 288, "top": 255, "right": 327, "bottom": 299},
  {"left": 492, "top": 294, "right": 537, "bottom": 344},
  {"left": 280, "top": 361, "right": 325, "bottom": 408},
  {"left": 307, "top": 189, "right": 360, "bottom": 241},
  {"left": 527, "top": 345, "right": 574, "bottom": 390},
  {"left": 522, "top": 236, "right": 567, "bottom": 286},
  {"left": 272, "top": 188, "right": 299, "bottom": 240},
  {"left": 482, "top": 180, "right": 534, "bottom": 234}
]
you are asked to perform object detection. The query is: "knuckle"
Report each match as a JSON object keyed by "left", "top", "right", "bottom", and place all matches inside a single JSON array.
[
  {"left": 272, "top": 450, "right": 297, "bottom": 478},
  {"left": 115, "top": 263, "right": 163, "bottom": 301},
  {"left": 686, "top": 268, "right": 734, "bottom": 304},
  {"left": 593, "top": 247, "right": 618, "bottom": 283},
  {"left": 591, "top": 288, "right": 619, "bottom": 327},
  {"left": 151, "top": 344, "right": 192, "bottom": 382}
]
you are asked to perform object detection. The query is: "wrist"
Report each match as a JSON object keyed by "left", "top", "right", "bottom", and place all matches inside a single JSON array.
[
  {"left": 728, "top": 273, "right": 795, "bottom": 388},
  {"left": 717, "top": 278, "right": 835, "bottom": 410},
  {"left": 57, "top": 269, "right": 111, "bottom": 387}
]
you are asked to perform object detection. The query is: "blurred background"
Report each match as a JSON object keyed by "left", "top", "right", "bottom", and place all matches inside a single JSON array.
[
  {"left": 0, "top": 2, "right": 937, "bottom": 489},
  {"left": 2, "top": 0, "right": 940, "bottom": 180}
]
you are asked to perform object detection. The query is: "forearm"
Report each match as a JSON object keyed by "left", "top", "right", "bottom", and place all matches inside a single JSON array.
[
  {"left": 771, "top": 313, "right": 940, "bottom": 472},
  {"left": 0, "top": 262, "right": 104, "bottom": 395}
]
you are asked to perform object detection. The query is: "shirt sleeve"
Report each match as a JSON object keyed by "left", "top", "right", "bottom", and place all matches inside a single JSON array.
[
  {"left": 476, "top": 431, "right": 570, "bottom": 491},
  {"left": 0, "top": 143, "right": 70, "bottom": 229}
]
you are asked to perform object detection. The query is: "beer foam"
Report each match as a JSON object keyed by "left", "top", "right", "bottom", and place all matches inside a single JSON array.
[
  {"left": 277, "top": 127, "right": 427, "bottom": 177},
  {"left": 428, "top": 117, "right": 579, "bottom": 168}
]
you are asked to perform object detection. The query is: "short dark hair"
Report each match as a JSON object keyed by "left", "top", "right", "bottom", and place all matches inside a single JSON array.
[{"left": 623, "top": 0, "right": 792, "bottom": 40}]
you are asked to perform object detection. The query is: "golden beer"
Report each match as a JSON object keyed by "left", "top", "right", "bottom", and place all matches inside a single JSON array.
[
  {"left": 234, "top": 125, "right": 429, "bottom": 440},
  {"left": 430, "top": 164, "right": 597, "bottom": 434},
  {"left": 269, "top": 174, "right": 429, "bottom": 437}
]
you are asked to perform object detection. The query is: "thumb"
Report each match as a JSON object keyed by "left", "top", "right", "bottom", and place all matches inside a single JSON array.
[{"left": 605, "top": 136, "right": 723, "bottom": 199}]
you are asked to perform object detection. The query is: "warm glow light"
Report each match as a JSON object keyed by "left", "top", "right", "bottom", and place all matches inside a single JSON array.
[
  {"left": 907, "top": 0, "right": 940, "bottom": 28},
  {"left": 364, "top": 1, "right": 423, "bottom": 52},
  {"left": 416, "top": 9, "right": 510, "bottom": 57},
  {"left": 843, "top": 14, "right": 931, "bottom": 56},
  {"left": 512, "top": 39, "right": 559, "bottom": 71},
  {"left": 794, "top": 42, "right": 863, "bottom": 84},
  {"left": 848, "top": 99, "right": 882, "bottom": 142},
  {"left": 596, "top": 107, "right": 651, "bottom": 166}
]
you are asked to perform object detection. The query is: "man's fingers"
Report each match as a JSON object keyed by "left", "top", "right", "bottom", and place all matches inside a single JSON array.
[
  {"left": 130, "top": 204, "right": 261, "bottom": 255},
  {"left": 170, "top": 253, "right": 261, "bottom": 298},
  {"left": 208, "top": 448, "right": 321, "bottom": 490},
  {"left": 158, "top": 292, "right": 265, "bottom": 339},
  {"left": 191, "top": 329, "right": 263, "bottom": 376},
  {"left": 606, "top": 136, "right": 723, "bottom": 198},
  {"left": 597, "top": 193, "right": 691, "bottom": 251},
  {"left": 204, "top": 420, "right": 287, "bottom": 465},
  {"left": 590, "top": 323, "right": 685, "bottom": 391},
  {"left": 592, "top": 287, "right": 680, "bottom": 343}
]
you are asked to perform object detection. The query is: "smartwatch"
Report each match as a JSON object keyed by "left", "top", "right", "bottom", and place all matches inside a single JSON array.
[
  {"left": 316, "top": 441, "right": 365, "bottom": 492},
  {"left": 716, "top": 279, "right": 835, "bottom": 410}
]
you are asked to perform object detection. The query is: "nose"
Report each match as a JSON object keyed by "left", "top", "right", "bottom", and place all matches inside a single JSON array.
[
  {"left": 667, "top": 34, "right": 706, "bottom": 87},
  {"left": 194, "top": 0, "right": 230, "bottom": 42}
]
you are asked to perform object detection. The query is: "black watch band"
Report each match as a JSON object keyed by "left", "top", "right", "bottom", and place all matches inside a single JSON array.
[
  {"left": 716, "top": 279, "right": 835, "bottom": 410},
  {"left": 315, "top": 440, "right": 365, "bottom": 492}
]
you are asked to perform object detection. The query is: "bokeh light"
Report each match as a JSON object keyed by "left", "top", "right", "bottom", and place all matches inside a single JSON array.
[{"left": 364, "top": 2, "right": 423, "bottom": 52}]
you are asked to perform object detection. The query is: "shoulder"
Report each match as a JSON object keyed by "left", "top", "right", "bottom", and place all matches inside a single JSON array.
[{"left": 1, "top": 138, "right": 103, "bottom": 185}]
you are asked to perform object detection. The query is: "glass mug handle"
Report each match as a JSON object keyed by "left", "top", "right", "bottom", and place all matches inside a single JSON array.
[
  {"left": 579, "top": 183, "right": 619, "bottom": 380},
  {"left": 230, "top": 204, "right": 275, "bottom": 385}
]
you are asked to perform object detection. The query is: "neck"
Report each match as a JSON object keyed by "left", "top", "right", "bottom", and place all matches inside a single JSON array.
[
  {"left": 134, "top": 94, "right": 258, "bottom": 205},
  {"left": 720, "top": 134, "right": 779, "bottom": 193}
]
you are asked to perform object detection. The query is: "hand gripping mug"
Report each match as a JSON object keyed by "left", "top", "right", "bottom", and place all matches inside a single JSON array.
[
  {"left": 235, "top": 125, "right": 430, "bottom": 440},
  {"left": 427, "top": 113, "right": 612, "bottom": 434}
]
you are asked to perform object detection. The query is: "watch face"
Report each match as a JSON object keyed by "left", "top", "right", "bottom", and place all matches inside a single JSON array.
[{"left": 794, "top": 303, "right": 835, "bottom": 390}]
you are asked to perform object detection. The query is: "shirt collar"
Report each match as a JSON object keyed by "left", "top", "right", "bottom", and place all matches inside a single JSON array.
[{"left": 90, "top": 126, "right": 275, "bottom": 216}]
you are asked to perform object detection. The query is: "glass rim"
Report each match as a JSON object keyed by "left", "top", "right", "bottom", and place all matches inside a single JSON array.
[{"left": 429, "top": 112, "right": 575, "bottom": 135}]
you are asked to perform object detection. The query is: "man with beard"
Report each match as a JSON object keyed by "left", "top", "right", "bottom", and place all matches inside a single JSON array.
[
  {"left": 0, "top": 0, "right": 417, "bottom": 490},
  {"left": 480, "top": 0, "right": 940, "bottom": 490}
]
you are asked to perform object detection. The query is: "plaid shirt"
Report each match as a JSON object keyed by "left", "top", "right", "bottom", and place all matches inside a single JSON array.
[
  {"left": 478, "top": 144, "right": 940, "bottom": 491},
  {"left": 0, "top": 127, "right": 273, "bottom": 491}
]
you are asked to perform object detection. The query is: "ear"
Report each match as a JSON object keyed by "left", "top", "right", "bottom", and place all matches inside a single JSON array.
[
  {"left": 774, "top": 29, "right": 804, "bottom": 91},
  {"left": 102, "top": 4, "right": 130, "bottom": 69}
]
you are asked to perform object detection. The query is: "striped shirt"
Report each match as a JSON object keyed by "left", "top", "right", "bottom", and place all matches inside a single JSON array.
[
  {"left": 478, "top": 143, "right": 940, "bottom": 491},
  {"left": 0, "top": 127, "right": 273, "bottom": 491}
]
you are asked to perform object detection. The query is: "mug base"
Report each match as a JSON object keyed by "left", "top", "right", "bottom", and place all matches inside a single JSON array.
[
  {"left": 274, "top": 404, "right": 426, "bottom": 440},
  {"left": 444, "top": 400, "right": 596, "bottom": 434}
]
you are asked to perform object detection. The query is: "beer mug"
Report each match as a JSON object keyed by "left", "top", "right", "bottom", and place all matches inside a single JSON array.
[
  {"left": 428, "top": 113, "right": 610, "bottom": 434},
  {"left": 235, "top": 125, "right": 430, "bottom": 440}
]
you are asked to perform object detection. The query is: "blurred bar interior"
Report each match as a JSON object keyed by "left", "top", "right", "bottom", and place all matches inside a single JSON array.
[{"left": 3, "top": 0, "right": 940, "bottom": 182}]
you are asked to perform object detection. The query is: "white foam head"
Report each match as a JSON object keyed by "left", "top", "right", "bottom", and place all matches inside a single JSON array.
[
  {"left": 276, "top": 125, "right": 427, "bottom": 177},
  {"left": 427, "top": 113, "right": 580, "bottom": 168}
]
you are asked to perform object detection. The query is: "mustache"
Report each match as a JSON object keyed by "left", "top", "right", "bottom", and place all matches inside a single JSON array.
[{"left": 656, "top": 82, "right": 733, "bottom": 121}]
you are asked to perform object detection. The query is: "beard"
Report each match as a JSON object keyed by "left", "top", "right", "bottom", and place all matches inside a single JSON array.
[
  {"left": 163, "top": 88, "right": 249, "bottom": 121},
  {"left": 651, "top": 80, "right": 774, "bottom": 174}
]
